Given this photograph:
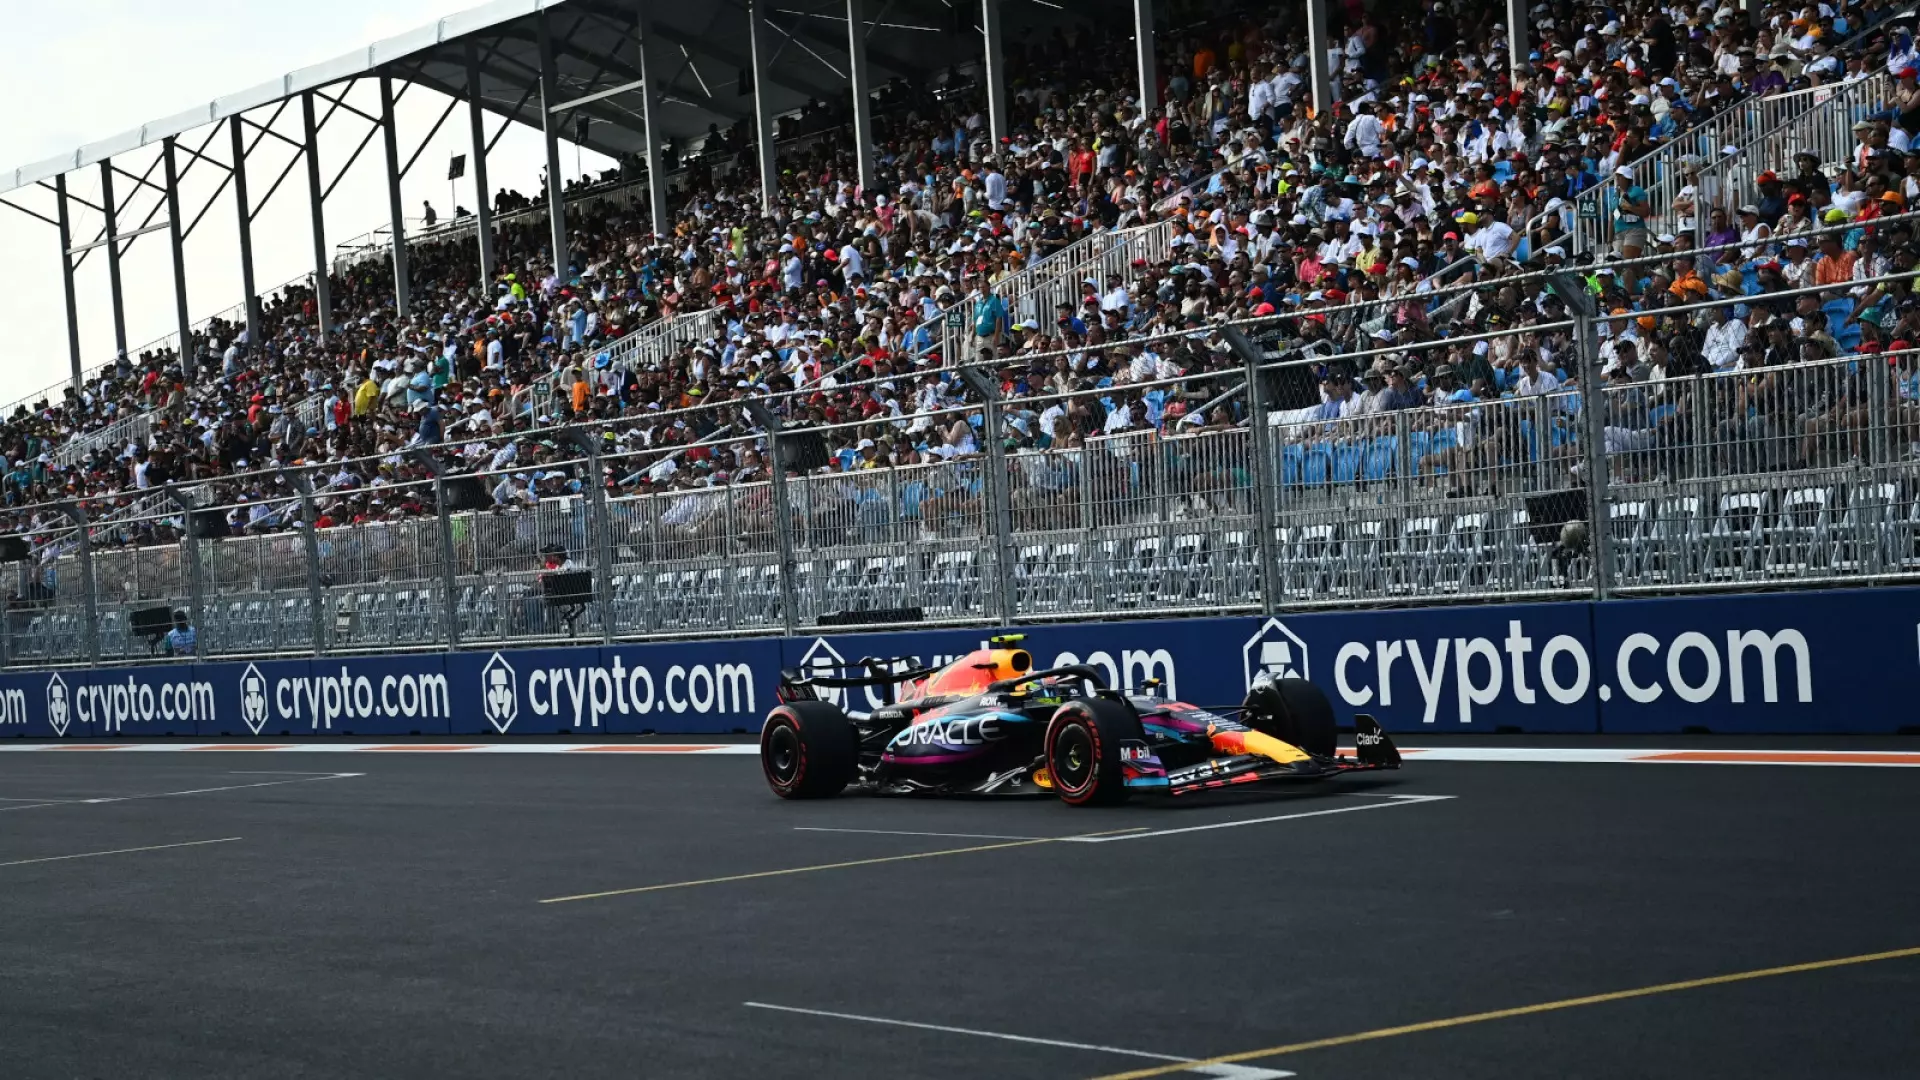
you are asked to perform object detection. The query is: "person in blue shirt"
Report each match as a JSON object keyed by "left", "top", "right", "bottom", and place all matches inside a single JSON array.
[
  {"left": 163, "top": 612, "right": 196, "bottom": 657},
  {"left": 1610, "top": 167, "right": 1653, "bottom": 260},
  {"left": 971, "top": 285, "right": 1007, "bottom": 352},
  {"left": 1054, "top": 301, "right": 1087, "bottom": 337}
]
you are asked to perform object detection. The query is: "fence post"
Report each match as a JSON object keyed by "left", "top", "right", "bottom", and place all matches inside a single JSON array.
[
  {"left": 1689, "top": 373, "right": 1709, "bottom": 482},
  {"left": 743, "top": 401, "right": 800, "bottom": 636},
  {"left": 1550, "top": 297, "right": 1612, "bottom": 603},
  {"left": 1394, "top": 409, "right": 1414, "bottom": 505},
  {"left": 957, "top": 367, "right": 1019, "bottom": 624},
  {"left": 163, "top": 485, "right": 207, "bottom": 654},
  {"left": 408, "top": 449, "right": 463, "bottom": 648},
  {"left": 561, "top": 429, "right": 618, "bottom": 644},
  {"left": 280, "top": 471, "right": 328, "bottom": 656},
  {"left": 1866, "top": 354, "right": 1891, "bottom": 470},
  {"left": 1221, "top": 329, "right": 1281, "bottom": 616},
  {"left": 55, "top": 501, "right": 100, "bottom": 665}
]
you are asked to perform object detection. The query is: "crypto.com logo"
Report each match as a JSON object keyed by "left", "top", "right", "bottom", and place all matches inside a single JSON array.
[
  {"left": 46, "top": 673, "right": 69, "bottom": 737},
  {"left": 1243, "top": 618, "right": 1310, "bottom": 688},
  {"left": 798, "top": 637, "right": 849, "bottom": 709},
  {"left": 240, "top": 664, "right": 269, "bottom": 735},
  {"left": 482, "top": 653, "right": 519, "bottom": 733}
]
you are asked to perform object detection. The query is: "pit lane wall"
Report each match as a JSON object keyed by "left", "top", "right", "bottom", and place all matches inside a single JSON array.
[{"left": 1, "top": 587, "right": 1913, "bottom": 739}]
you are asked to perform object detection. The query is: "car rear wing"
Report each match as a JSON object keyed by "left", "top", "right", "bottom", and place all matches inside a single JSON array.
[{"left": 776, "top": 657, "right": 941, "bottom": 705}]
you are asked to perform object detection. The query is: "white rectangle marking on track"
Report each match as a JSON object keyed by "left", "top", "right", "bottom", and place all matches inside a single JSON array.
[
  {"left": 0, "top": 836, "right": 242, "bottom": 869},
  {"left": 1, "top": 772, "right": 364, "bottom": 811},
  {"left": 742, "top": 1002, "right": 1293, "bottom": 1077},
  {"left": 793, "top": 826, "right": 1060, "bottom": 841},
  {"left": 1066, "top": 794, "right": 1455, "bottom": 842}
]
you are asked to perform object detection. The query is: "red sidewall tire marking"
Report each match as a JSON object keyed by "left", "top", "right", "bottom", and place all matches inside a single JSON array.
[
  {"left": 761, "top": 710, "right": 808, "bottom": 795},
  {"left": 1048, "top": 706, "right": 1103, "bottom": 805}
]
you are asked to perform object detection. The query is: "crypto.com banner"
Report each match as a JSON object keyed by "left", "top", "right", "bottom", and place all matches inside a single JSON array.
[{"left": 0, "top": 587, "right": 1912, "bottom": 738}]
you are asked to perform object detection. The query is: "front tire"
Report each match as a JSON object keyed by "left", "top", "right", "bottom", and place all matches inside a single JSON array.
[
  {"left": 761, "top": 701, "right": 858, "bottom": 799},
  {"left": 1045, "top": 698, "right": 1140, "bottom": 806},
  {"left": 1241, "top": 676, "right": 1338, "bottom": 758}
]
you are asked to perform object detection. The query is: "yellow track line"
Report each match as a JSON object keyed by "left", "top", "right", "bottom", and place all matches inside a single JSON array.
[
  {"left": 539, "top": 827, "right": 1148, "bottom": 904},
  {"left": 1088, "top": 945, "right": 1920, "bottom": 1079}
]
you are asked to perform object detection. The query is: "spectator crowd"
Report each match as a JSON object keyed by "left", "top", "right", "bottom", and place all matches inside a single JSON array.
[{"left": 3, "top": 0, "right": 1917, "bottom": 561}]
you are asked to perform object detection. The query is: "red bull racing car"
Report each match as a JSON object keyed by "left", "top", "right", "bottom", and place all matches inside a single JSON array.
[{"left": 759, "top": 635, "right": 1401, "bottom": 805}]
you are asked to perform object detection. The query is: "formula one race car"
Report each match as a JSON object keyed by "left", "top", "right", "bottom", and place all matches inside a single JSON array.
[{"left": 759, "top": 635, "right": 1401, "bottom": 805}]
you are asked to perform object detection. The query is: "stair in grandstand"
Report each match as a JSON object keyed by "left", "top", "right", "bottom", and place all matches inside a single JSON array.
[{"left": 1564, "top": 72, "right": 1891, "bottom": 254}]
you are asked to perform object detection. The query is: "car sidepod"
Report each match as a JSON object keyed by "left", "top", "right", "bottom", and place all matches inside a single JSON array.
[{"left": 871, "top": 703, "right": 1047, "bottom": 794}]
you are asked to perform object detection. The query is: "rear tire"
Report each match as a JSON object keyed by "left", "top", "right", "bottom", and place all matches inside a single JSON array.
[
  {"left": 1044, "top": 698, "right": 1140, "bottom": 806},
  {"left": 1241, "top": 677, "right": 1338, "bottom": 758},
  {"left": 761, "top": 701, "right": 858, "bottom": 799}
]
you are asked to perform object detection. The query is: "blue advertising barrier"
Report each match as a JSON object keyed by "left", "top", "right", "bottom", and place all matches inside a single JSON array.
[
  {"left": 1, "top": 587, "right": 1914, "bottom": 738},
  {"left": 1591, "top": 589, "right": 1917, "bottom": 734}
]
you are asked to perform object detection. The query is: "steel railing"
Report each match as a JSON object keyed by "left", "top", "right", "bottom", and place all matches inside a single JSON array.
[
  {"left": 1570, "top": 74, "right": 1892, "bottom": 254},
  {"left": 8, "top": 344, "right": 1916, "bottom": 668}
]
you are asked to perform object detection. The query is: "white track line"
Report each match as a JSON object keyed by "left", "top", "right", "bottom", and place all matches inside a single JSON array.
[
  {"left": 1, "top": 772, "right": 364, "bottom": 811},
  {"left": 793, "top": 826, "right": 1058, "bottom": 841},
  {"left": 1068, "top": 794, "right": 1456, "bottom": 842},
  {"left": 741, "top": 1002, "right": 1292, "bottom": 1078},
  {"left": 0, "top": 836, "right": 242, "bottom": 869}
]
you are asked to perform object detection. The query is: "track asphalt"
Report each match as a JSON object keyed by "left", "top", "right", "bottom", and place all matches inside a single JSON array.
[{"left": 2, "top": 746, "right": 1916, "bottom": 1079}]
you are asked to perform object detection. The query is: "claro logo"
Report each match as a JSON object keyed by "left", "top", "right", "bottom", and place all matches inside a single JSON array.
[{"left": 1330, "top": 621, "right": 1813, "bottom": 724}]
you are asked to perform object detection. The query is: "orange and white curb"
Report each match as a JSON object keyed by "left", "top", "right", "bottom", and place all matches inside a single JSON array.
[{"left": 0, "top": 743, "right": 1917, "bottom": 766}]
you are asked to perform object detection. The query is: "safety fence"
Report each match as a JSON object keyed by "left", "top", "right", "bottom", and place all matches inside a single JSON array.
[{"left": 6, "top": 337, "right": 1916, "bottom": 671}]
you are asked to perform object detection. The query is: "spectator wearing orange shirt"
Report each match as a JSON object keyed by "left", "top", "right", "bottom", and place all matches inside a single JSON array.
[{"left": 1813, "top": 232, "right": 1857, "bottom": 288}]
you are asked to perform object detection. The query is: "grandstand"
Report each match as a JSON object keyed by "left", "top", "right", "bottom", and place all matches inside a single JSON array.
[{"left": 1, "top": 0, "right": 1917, "bottom": 667}]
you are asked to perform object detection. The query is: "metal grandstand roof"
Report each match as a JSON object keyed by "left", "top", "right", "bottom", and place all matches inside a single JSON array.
[{"left": 1, "top": 0, "right": 968, "bottom": 197}]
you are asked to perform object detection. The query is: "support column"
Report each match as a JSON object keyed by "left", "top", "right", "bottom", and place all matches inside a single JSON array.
[
  {"left": 981, "top": 0, "right": 1008, "bottom": 149},
  {"left": 1306, "top": 0, "right": 1333, "bottom": 117},
  {"left": 54, "top": 175, "right": 83, "bottom": 391},
  {"left": 98, "top": 161, "right": 129, "bottom": 359},
  {"left": 1222, "top": 329, "right": 1280, "bottom": 617},
  {"left": 1506, "top": 0, "right": 1528, "bottom": 76},
  {"left": 162, "top": 138, "right": 195, "bottom": 384},
  {"left": 164, "top": 486, "right": 207, "bottom": 659},
  {"left": 1547, "top": 273, "right": 1610, "bottom": 601},
  {"left": 379, "top": 71, "right": 412, "bottom": 319},
  {"left": 633, "top": 9, "right": 669, "bottom": 235},
  {"left": 743, "top": 401, "right": 798, "bottom": 635},
  {"left": 301, "top": 92, "right": 334, "bottom": 340},
  {"left": 537, "top": 11, "right": 571, "bottom": 277},
  {"left": 229, "top": 117, "right": 261, "bottom": 349},
  {"left": 1575, "top": 313, "right": 1613, "bottom": 601},
  {"left": 463, "top": 41, "right": 497, "bottom": 284},
  {"left": 57, "top": 502, "right": 101, "bottom": 666},
  {"left": 957, "top": 368, "right": 1017, "bottom": 623},
  {"left": 562, "top": 429, "right": 617, "bottom": 643},
  {"left": 847, "top": 0, "right": 876, "bottom": 191},
  {"left": 1133, "top": 0, "right": 1158, "bottom": 117},
  {"left": 748, "top": 1, "right": 780, "bottom": 216}
]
